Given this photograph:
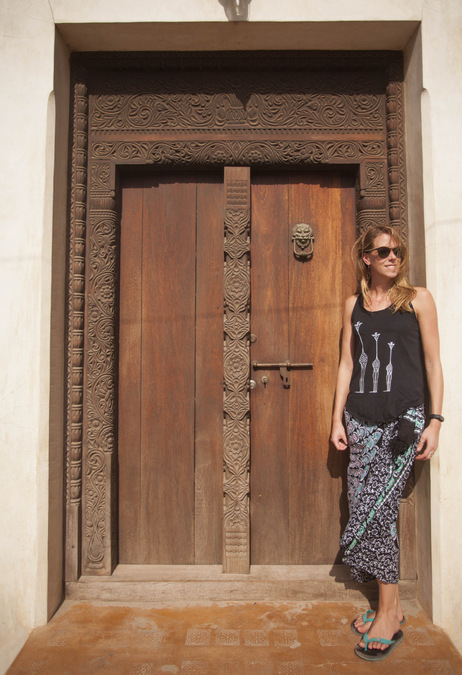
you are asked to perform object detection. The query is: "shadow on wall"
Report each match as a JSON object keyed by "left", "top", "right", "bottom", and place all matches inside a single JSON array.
[{"left": 219, "top": 0, "right": 252, "bottom": 21}]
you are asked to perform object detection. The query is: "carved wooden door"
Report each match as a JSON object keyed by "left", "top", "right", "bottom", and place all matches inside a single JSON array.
[
  {"left": 118, "top": 171, "right": 224, "bottom": 564},
  {"left": 118, "top": 168, "right": 355, "bottom": 566},
  {"left": 250, "top": 170, "right": 356, "bottom": 565}
]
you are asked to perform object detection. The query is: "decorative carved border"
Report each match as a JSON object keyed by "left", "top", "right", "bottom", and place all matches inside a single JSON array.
[
  {"left": 356, "top": 159, "right": 388, "bottom": 232},
  {"left": 66, "top": 51, "right": 408, "bottom": 579},
  {"left": 65, "top": 73, "right": 88, "bottom": 582},
  {"left": 91, "top": 139, "right": 385, "bottom": 166},
  {"left": 88, "top": 74, "right": 384, "bottom": 134},
  {"left": 82, "top": 199, "right": 119, "bottom": 574},
  {"left": 386, "top": 63, "right": 408, "bottom": 236},
  {"left": 223, "top": 169, "right": 251, "bottom": 573}
]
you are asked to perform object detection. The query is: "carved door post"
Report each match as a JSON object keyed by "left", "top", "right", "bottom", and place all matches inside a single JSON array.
[
  {"left": 65, "top": 74, "right": 88, "bottom": 582},
  {"left": 223, "top": 167, "right": 251, "bottom": 573}
]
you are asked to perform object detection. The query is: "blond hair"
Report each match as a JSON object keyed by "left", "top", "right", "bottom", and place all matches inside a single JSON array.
[{"left": 353, "top": 225, "right": 416, "bottom": 313}]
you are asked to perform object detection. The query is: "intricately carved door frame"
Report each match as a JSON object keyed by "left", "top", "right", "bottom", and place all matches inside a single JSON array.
[{"left": 65, "top": 51, "right": 408, "bottom": 581}]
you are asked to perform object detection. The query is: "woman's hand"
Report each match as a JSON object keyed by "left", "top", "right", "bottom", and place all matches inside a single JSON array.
[
  {"left": 331, "top": 419, "right": 349, "bottom": 451},
  {"left": 415, "top": 420, "right": 441, "bottom": 461},
  {"left": 330, "top": 295, "right": 356, "bottom": 452},
  {"left": 413, "top": 287, "right": 443, "bottom": 462}
]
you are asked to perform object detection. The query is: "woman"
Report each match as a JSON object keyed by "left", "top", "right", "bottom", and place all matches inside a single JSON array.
[{"left": 331, "top": 225, "right": 443, "bottom": 662}]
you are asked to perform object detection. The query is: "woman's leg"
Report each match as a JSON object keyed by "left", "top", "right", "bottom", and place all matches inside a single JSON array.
[
  {"left": 353, "top": 580, "right": 404, "bottom": 634},
  {"left": 344, "top": 408, "right": 425, "bottom": 589},
  {"left": 357, "top": 580, "right": 403, "bottom": 650}
]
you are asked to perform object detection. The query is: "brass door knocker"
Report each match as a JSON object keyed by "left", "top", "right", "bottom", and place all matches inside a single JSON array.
[{"left": 292, "top": 223, "right": 314, "bottom": 260}]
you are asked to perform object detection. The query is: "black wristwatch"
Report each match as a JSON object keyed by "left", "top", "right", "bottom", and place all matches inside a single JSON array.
[{"left": 429, "top": 414, "right": 444, "bottom": 422}]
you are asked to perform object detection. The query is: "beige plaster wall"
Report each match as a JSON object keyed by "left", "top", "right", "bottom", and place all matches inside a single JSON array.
[
  {"left": 47, "top": 28, "right": 71, "bottom": 624},
  {"left": 1, "top": 0, "right": 462, "bottom": 670},
  {"left": 0, "top": 1, "right": 56, "bottom": 671},
  {"left": 403, "top": 27, "right": 433, "bottom": 617},
  {"left": 50, "top": 0, "right": 425, "bottom": 24},
  {"left": 419, "top": 0, "right": 462, "bottom": 645}
]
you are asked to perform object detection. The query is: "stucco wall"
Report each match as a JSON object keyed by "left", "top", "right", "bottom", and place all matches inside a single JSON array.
[
  {"left": 1, "top": 0, "right": 461, "bottom": 670},
  {"left": 420, "top": 0, "right": 462, "bottom": 637},
  {"left": 0, "top": 1, "right": 55, "bottom": 671}
]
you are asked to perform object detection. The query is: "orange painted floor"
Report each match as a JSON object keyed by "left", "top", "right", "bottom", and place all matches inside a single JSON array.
[{"left": 8, "top": 600, "right": 462, "bottom": 674}]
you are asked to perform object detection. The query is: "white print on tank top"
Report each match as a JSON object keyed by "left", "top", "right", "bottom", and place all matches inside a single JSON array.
[
  {"left": 385, "top": 341, "right": 395, "bottom": 392},
  {"left": 370, "top": 332, "right": 381, "bottom": 393},
  {"left": 354, "top": 321, "right": 368, "bottom": 394},
  {"left": 354, "top": 332, "right": 396, "bottom": 395}
]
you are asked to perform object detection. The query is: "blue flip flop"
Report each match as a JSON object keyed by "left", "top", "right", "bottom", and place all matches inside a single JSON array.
[
  {"left": 354, "top": 629, "right": 404, "bottom": 661},
  {"left": 350, "top": 609, "right": 406, "bottom": 636}
]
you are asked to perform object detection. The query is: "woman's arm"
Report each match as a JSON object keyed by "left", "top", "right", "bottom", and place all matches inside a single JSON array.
[
  {"left": 331, "top": 295, "right": 357, "bottom": 451},
  {"left": 413, "top": 287, "right": 444, "bottom": 461}
]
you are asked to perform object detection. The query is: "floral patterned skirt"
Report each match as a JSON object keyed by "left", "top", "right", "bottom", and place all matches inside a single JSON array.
[{"left": 340, "top": 405, "right": 425, "bottom": 584}]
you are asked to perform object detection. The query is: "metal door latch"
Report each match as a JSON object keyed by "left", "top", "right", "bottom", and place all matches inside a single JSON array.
[
  {"left": 252, "top": 360, "right": 313, "bottom": 388},
  {"left": 279, "top": 365, "right": 290, "bottom": 387}
]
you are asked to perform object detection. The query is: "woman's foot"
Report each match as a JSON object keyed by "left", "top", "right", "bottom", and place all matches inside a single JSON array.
[
  {"left": 355, "top": 629, "right": 404, "bottom": 662},
  {"left": 352, "top": 607, "right": 405, "bottom": 636},
  {"left": 357, "top": 610, "right": 402, "bottom": 652},
  {"left": 351, "top": 609, "right": 374, "bottom": 635}
]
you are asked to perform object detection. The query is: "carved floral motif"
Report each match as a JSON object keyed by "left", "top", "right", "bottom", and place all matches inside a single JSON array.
[
  {"left": 92, "top": 140, "right": 385, "bottom": 166},
  {"left": 386, "top": 76, "right": 408, "bottom": 236},
  {"left": 90, "top": 162, "right": 111, "bottom": 194},
  {"left": 90, "top": 72, "right": 383, "bottom": 132},
  {"left": 222, "top": 177, "right": 251, "bottom": 574},
  {"left": 83, "top": 209, "right": 118, "bottom": 572},
  {"left": 357, "top": 160, "right": 387, "bottom": 231}
]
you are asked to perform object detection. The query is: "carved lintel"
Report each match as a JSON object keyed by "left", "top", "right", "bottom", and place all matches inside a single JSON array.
[
  {"left": 92, "top": 139, "right": 385, "bottom": 167},
  {"left": 89, "top": 72, "right": 384, "bottom": 134}
]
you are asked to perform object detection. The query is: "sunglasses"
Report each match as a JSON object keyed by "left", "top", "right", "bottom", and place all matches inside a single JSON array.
[{"left": 366, "top": 246, "right": 403, "bottom": 259}]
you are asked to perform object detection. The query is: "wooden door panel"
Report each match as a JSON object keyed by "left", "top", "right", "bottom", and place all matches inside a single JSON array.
[
  {"left": 195, "top": 178, "right": 224, "bottom": 564},
  {"left": 251, "top": 171, "right": 356, "bottom": 565},
  {"left": 288, "top": 172, "right": 355, "bottom": 564},
  {"left": 250, "top": 177, "right": 290, "bottom": 564},
  {"left": 119, "top": 179, "right": 143, "bottom": 563},
  {"left": 118, "top": 173, "right": 223, "bottom": 565},
  {"left": 120, "top": 168, "right": 355, "bottom": 568},
  {"left": 141, "top": 177, "right": 196, "bottom": 564}
]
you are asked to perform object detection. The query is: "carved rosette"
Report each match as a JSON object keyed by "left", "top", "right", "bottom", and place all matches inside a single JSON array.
[
  {"left": 223, "top": 170, "right": 251, "bottom": 573},
  {"left": 66, "top": 75, "right": 88, "bottom": 582},
  {"left": 90, "top": 161, "right": 112, "bottom": 194}
]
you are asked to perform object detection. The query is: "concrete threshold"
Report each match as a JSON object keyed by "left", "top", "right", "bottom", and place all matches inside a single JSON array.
[
  {"left": 65, "top": 565, "right": 418, "bottom": 603},
  {"left": 8, "top": 598, "right": 462, "bottom": 674}
]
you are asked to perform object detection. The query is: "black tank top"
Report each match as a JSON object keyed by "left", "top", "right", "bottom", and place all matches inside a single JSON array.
[{"left": 345, "top": 296, "right": 425, "bottom": 423}]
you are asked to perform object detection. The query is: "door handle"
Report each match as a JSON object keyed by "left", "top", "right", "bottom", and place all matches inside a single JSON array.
[{"left": 252, "top": 360, "right": 313, "bottom": 388}]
